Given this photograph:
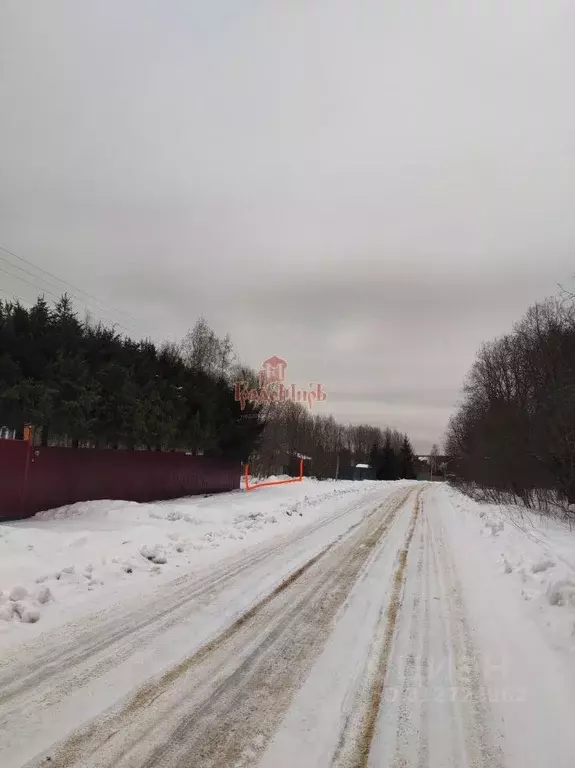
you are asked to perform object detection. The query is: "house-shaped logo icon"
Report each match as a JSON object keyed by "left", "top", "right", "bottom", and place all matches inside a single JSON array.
[{"left": 259, "top": 355, "right": 288, "bottom": 388}]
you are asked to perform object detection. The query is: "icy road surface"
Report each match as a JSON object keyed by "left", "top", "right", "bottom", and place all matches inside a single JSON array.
[{"left": 2, "top": 482, "right": 575, "bottom": 767}]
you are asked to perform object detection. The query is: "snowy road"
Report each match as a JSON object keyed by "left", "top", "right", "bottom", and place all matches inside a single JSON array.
[{"left": 2, "top": 483, "right": 575, "bottom": 767}]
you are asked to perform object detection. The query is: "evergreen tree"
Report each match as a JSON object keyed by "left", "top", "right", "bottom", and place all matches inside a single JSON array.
[
  {"left": 379, "top": 433, "right": 398, "bottom": 480},
  {"left": 398, "top": 434, "right": 416, "bottom": 479}
]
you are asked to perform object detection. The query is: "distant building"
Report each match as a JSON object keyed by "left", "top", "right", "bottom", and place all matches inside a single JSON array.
[{"left": 353, "top": 463, "right": 374, "bottom": 481}]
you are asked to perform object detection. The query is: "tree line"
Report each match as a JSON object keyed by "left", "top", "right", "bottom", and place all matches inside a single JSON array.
[
  {"left": 252, "top": 398, "right": 418, "bottom": 480},
  {"left": 0, "top": 294, "right": 420, "bottom": 477},
  {"left": 0, "top": 296, "right": 262, "bottom": 459},
  {"left": 445, "top": 293, "right": 575, "bottom": 516}
]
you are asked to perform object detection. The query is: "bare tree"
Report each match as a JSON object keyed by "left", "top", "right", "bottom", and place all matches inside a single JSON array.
[
  {"left": 445, "top": 296, "right": 575, "bottom": 517},
  {"left": 181, "top": 318, "right": 236, "bottom": 379}
]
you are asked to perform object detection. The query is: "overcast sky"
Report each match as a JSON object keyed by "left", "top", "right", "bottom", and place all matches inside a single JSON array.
[{"left": 1, "top": 1, "right": 575, "bottom": 452}]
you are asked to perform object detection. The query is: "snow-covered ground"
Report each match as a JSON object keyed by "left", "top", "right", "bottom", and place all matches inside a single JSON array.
[
  {"left": 444, "top": 484, "right": 575, "bottom": 652},
  {"left": 1, "top": 481, "right": 575, "bottom": 767},
  {"left": 0, "top": 478, "right": 390, "bottom": 643}
]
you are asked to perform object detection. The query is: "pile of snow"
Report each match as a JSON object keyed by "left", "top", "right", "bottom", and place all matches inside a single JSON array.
[
  {"left": 240, "top": 473, "right": 294, "bottom": 489},
  {"left": 140, "top": 544, "right": 167, "bottom": 565},
  {"left": 0, "top": 585, "right": 43, "bottom": 624},
  {"left": 546, "top": 579, "right": 575, "bottom": 608},
  {"left": 0, "top": 477, "right": 386, "bottom": 641},
  {"left": 531, "top": 557, "right": 555, "bottom": 574},
  {"left": 483, "top": 517, "right": 505, "bottom": 537},
  {"left": 445, "top": 485, "right": 575, "bottom": 648}
]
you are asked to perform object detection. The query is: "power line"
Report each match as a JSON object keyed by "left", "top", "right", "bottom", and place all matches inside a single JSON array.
[
  {"left": 0, "top": 243, "right": 145, "bottom": 329},
  {"left": 0, "top": 252, "right": 132, "bottom": 330},
  {"left": 0, "top": 263, "right": 134, "bottom": 334},
  {"left": 0, "top": 254, "right": 77, "bottom": 302},
  {"left": 0, "top": 264, "right": 62, "bottom": 302},
  {"left": 0, "top": 243, "right": 153, "bottom": 337}
]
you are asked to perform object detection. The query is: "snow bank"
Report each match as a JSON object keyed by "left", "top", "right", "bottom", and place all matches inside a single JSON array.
[
  {"left": 0, "top": 478, "right": 387, "bottom": 642},
  {"left": 445, "top": 484, "right": 575, "bottom": 648}
]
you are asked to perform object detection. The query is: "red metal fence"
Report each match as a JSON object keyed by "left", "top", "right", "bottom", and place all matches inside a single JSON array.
[
  {"left": 0, "top": 441, "right": 241, "bottom": 521},
  {"left": 0, "top": 439, "right": 30, "bottom": 520}
]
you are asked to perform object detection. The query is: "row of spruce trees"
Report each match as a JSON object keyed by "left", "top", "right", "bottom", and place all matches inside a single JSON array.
[
  {"left": 369, "top": 433, "right": 417, "bottom": 480},
  {"left": 0, "top": 295, "right": 263, "bottom": 459}
]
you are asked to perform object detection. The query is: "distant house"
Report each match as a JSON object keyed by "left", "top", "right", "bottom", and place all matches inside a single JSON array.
[{"left": 353, "top": 463, "right": 374, "bottom": 481}]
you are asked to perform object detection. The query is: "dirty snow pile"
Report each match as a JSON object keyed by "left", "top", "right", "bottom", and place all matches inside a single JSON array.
[
  {"left": 0, "top": 478, "right": 382, "bottom": 639},
  {"left": 445, "top": 485, "right": 575, "bottom": 649}
]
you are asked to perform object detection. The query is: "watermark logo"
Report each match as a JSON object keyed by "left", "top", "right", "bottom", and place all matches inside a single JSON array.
[
  {"left": 235, "top": 355, "right": 327, "bottom": 410},
  {"left": 258, "top": 354, "right": 288, "bottom": 388}
]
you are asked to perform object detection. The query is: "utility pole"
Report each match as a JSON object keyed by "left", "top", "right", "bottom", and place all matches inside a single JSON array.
[{"left": 335, "top": 452, "right": 340, "bottom": 480}]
